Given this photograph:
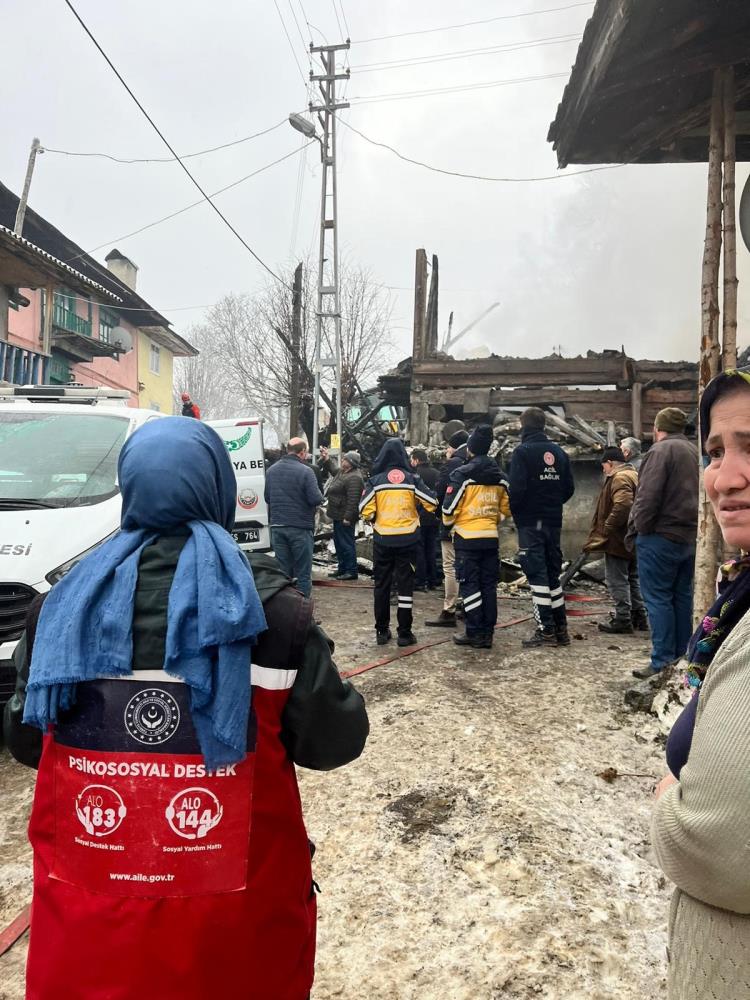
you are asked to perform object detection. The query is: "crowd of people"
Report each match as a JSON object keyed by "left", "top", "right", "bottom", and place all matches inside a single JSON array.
[{"left": 10, "top": 381, "right": 750, "bottom": 999}]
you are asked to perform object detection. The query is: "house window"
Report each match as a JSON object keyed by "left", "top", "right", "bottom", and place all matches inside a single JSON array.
[
  {"left": 99, "top": 308, "right": 117, "bottom": 344},
  {"left": 149, "top": 342, "right": 160, "bottom": 374}
]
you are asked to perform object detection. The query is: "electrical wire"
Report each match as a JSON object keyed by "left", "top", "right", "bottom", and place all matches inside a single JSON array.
[
  {"left": 349, "top": 71, "right": 570, "bottom": 105},
  {"left": 273, "top": 0, "right": 309, "bottom": 86},
  {"left": 287, "top": 0, "right": 309, "bottom": 53},
  {"left": 62, "top": 0, "right": 290, "bottom": 288},
  {"left": 354, "top": 34, "right": 581, "bottom": 73},
  {"left": 337, "top": 0, "right": 352, "bottom": 40},
  {"left": 330, "top": 0, "right": 344, "bottom": 37},
  {"left": 43, "top": 119, "right": 287, "bottom": 164},
  {"left": 63, "top": 144, "right": 313, "bottom": 266},
  {"left": 338, "top": 119, "right": 623, "bottom": 182},
  {"left": 354, "top": 2, "right": 593, "bottom": 44}
]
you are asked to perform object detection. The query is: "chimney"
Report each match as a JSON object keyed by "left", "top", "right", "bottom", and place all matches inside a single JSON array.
[{"left": 105, "top": 248, "right": 138, "bottom": 291}]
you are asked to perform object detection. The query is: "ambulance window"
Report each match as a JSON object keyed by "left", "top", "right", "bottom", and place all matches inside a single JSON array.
[{"left": 0, "top": 412, "right": 129, "bottom": 507}]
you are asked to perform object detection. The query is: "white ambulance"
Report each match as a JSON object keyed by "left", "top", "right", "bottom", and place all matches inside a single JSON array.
[
  {"left": 206, "top": 417, "right": 270, "bottom": 551},
  {"left": 0, "top": 386, "right": 268, "bottom": 726}
]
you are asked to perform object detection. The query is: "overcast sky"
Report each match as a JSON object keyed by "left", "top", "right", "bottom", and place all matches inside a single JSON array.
[{"left": 2, "top": 0, "right": 748, "bottom": 365}]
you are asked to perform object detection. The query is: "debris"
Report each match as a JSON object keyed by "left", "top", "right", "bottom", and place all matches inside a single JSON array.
[{"left": 597, "top": 767, "right": 655, "bottom": 784}]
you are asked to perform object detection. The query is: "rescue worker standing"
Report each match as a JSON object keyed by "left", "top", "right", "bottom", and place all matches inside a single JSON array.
[
  {"left": 426, "top": 430, "right": 469, "bottom": 628},
  {"left": 359, "top": 438, "right": 437, "bottom": 647},
  {"left": 8, "top": 418, "right": 368, "bottom": 1000},
  {"left": 509, "top": 407, "right": 575, "bottom": 647},
  {"left": 442, "top": 425, "right": 510, "bottom": 649},
  {"left": 180, "top": 391, "right": 201, "bottom": 419}
]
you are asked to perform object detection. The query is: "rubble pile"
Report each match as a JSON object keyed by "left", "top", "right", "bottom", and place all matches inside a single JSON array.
[{"left": 418, "top": 409, "right": 631, "bottom": 465}]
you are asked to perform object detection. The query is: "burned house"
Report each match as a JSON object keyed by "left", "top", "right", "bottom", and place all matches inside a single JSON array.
[{"left": 379, "top": 299, "right": 698, "bottom": 556}]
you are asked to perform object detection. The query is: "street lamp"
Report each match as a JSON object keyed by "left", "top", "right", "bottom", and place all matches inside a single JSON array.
[{"left": 288, "top": 113, "right": 317, "bottom": 140}]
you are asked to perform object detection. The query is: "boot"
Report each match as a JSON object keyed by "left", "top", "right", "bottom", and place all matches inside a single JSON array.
[
  {"left": 598, "top": 618, "right": 634, "bottom": 635},
  {"left": 376, "top": 628, "right": 392, "bottom": 646},
  {"left": 425, "top": 610, "right": 457, "bottom": 628},
  {"left": 453, "top": 633, "right": 488, "bottom": 649},
  {"left": 555, "top": 628, "right": 571, "bottom": 647},
  {"left": 632, "top": 610, "right": 649, "bottom": 632},
  {"left": 475, "top": 633, "right": 493, "bottom": 649},
  {"left": 522, "top": 628, "right": 557, "bottom": 648},
  {"left": 397, "top": 632, "right": 418, "bottom": 648}
]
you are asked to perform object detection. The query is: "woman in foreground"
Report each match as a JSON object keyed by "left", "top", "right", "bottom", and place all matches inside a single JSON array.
[
  {"left": 652, "top": 368, "right": 750, "bottom": 998},
  {"left": 9, "top": 417, "right": 368, "bottom": 1000}
]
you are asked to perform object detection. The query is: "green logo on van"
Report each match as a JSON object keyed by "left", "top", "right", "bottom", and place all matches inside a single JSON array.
[{"left": 223, "top": 427, "right": 252, "bottom": 452}]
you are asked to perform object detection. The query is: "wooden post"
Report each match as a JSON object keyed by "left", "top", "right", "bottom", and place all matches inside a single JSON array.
[
  {"left": 412, "top": 249, "right": 428, "bottom": 363},
  {"left": 42, "top": 283, "right": 54, "bottom": 356},
  {"left": 289, "top": 262, "right": 303, "bottom": 439},
  {"left": 694, "top": 69, "right": 725, "bottom": 622},
  {"left": 722, "top": 67, "right": 738, "bottom": 371},
  {"left": 631, "top": 382, "right": 643, "bottom": 439}
]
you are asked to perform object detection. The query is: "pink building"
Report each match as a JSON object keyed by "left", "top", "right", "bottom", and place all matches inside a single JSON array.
[{"left": 0, "top": 182, "right": 196, "bottom": 404}]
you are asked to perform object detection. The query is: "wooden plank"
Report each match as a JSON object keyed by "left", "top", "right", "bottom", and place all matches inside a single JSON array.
[
  {"left": 412, "top": 250, "right": 428, "bottom": 363},
  {"left": 631, "top": 381, "right": 643, "bottom": 439},
  {"left": 0, "top": 903, "right": 30, "bottom": 957},
  {"left": 543, "top": 411, "right": 604, "bottom": 449},
  {"left": 606, "top": 421, "right": 617, "bottom": 447},
  {"left": 571, "top": 414, "right": 607, "bottom": 446},
  {"left": 722, "top": 67, "right": 738, "bottom": 369},
  {"left": 415, "top": 354, "right": 627, "bottom": 380}
]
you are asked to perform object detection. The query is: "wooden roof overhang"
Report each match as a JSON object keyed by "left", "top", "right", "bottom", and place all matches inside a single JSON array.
[{"left": 548, "top": 0, "right": 750, "bottom": 166}]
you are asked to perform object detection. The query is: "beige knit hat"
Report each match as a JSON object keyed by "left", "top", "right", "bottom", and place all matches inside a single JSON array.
[{"left": 654, "top": 407, "right": 688, "bottom": 433}]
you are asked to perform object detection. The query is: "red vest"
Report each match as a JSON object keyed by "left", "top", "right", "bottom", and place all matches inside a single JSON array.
[{"left": 26, "top": 659, "right": 315, "bottom": 999}]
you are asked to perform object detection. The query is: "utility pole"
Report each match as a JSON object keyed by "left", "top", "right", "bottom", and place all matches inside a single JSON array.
[
  {"left": 309, "top": 40, "right": 350, "bottom": 457},
  {"left": 289, "top": 262, "right": 303, "bottom": 439},
  {"left": 14, "top": 138, "right": 43, "bottom": 237}
]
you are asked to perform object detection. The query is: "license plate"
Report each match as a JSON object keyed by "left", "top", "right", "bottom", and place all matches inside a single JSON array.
[{"left": 232, "top": 528, "right": 260, "bottom": 544}]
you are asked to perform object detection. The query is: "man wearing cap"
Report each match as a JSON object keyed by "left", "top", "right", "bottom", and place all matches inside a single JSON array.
[
  {"left": 325, "top": 451, "right": 365, "bottom": 581},
  {"left": 443, "top": 425, "right": 510, "bottom": 649},
  {"left": 631, "top": 408, "right": 699, "bottom": 678},
  {"left": 426, "top": 430, "right": 469, "bottom": 628},
  {"left": 181, "top": 392, "right": 201, "bottom": 419},
  {"left": 508, "top": 408, "right": 575, "bottom": 647}
]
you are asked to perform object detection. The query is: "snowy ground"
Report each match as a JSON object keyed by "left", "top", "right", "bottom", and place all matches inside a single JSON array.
[{"left": 0, "top": 580, "right": 671, "bottom": 999}]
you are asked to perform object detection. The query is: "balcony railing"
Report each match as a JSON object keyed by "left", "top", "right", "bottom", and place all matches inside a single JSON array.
[
  {"left": 52, "top": 299, "right": 92, "bottom": 338},
  {"left": 0, "top": 341, "right": 50, "bottom": 386}
]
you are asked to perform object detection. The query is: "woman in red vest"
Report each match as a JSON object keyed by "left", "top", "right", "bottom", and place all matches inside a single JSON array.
[{"left": 8, "top": 417, "right": 368, "bottom": 1000}]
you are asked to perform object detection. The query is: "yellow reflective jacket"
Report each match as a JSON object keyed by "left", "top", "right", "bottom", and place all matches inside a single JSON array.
[
  {"left": 359, "top": 469, "right": 437, "bottom": 547},
  {"left": 442, "top": 455, "right": 511, "bottom": 548}
]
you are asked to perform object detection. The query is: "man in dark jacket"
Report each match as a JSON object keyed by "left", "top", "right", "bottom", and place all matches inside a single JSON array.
[
  {"left": 509, "top": 407, "right": 575, "bottom": 647},
  {"left": 630, "top": 407, "right": 699, "bottom": 678},
  {"left": 426, "top": 431, "right": 469, "bottom": 628},
  {"left": 584, "top": 447, "right": 647, "bottom": 634},
  {"left": 264, "top": 438, "right": 324, "bottom": 597},
  {"left": 359, "top": 438, "right": 437, "bottom": 647},
  {"left": 410, "top": 448, "right": 440, "bottom": 591},
  {"left": 443, "top": 426, "right": 510, "bottom": 649},
  {"left": 326, "top": 451, "right": 365, "bottom": 581}
]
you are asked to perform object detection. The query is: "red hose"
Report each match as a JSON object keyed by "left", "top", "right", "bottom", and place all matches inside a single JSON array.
[{"left": 0, "top": 903, "right": 30, "bottom": 957}]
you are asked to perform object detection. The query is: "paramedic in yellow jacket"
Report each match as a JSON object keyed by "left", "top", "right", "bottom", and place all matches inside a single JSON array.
[
  {"left": 360, "top": 439, "right": 437, "bottom": 647},
  {"left": 443, "top": 425, "right": 510, "bottom": 649}
]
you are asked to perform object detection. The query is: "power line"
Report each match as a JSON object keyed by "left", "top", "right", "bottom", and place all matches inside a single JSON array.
[
  {"left": 330, "top": 0, "right": 344, "bottom": 37},
  {"left": 339, "top": 119, "right": 623, "bottom": 182},
  {"left": 349, "top": 71, "right": 570, "bottom": 105},
  {"left": 43, "top": 119, "right": 287, "bottom": 164},
  {"left": 62, "top": 0, "right": 290, "bottom": 288},
  {"left": 63, "top": 144, "right": 312, "bottom": 265},
  {"left": 355, "top": 2, "right": 593, "bottom": 44},
  {"left": 338, "top": 0, "right": 352, "bottom": 40},
  {"left": 287, "top": 0, "right": 309, "bottom": 53},
  {"left": 273, "top": 0, "right": 308, "bottom": 86},
  {"left": 354, "top": 34, "right": 581, "bottom": 73}
]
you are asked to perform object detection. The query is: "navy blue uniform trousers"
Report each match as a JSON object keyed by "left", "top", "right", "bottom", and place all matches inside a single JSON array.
[
  {"left": 517, "top": 523, "right": 567, "bottom": 632},
  {"left": 455, "top": 544, "right": 499, "bottom": 638}
]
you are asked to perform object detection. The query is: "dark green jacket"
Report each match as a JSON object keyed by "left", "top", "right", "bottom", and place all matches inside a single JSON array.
[{"left": 5, "top": 538, "right": 368, "bottom": 771}]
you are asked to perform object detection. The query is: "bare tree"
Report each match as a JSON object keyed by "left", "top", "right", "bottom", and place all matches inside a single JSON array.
[{"left": 173, "top": 261, "right": 395, "bottom": 443}]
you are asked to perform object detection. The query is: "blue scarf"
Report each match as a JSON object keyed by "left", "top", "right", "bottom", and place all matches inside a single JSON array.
[{"left": 23, "top": 417, "right": 267, "bottom": 770}]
